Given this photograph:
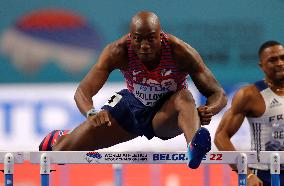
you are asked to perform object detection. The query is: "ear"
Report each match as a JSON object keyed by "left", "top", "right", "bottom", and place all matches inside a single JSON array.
[
  {"left": 258, "top": 61, "right": 262, "bottom": 68},
  {"left": 258, "top": 61, "right": 266, "bottom": 74}
]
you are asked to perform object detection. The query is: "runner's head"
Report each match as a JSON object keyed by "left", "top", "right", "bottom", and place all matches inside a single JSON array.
[
  {"left": 130, "top": 11, "right": 162, "bottom": 63},
  {"left": 258, "top": 41, "right": 284, "bottom": 83}
]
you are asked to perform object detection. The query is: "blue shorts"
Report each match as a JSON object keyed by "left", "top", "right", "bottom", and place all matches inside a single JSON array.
[
  {"left": 101, "top": 89, "right": 172, "bottom": 140},
  {"left": 252, "top": 169, "right": 284, "bottom": 185}
]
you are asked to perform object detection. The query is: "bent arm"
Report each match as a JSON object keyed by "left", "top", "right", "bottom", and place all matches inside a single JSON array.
[
  {"left": 74, "top": 42, "right": 123, "bottom": 116},
  {"left": 75, "top": 67, "right": 109, "bottom": 116},
  {"left": 171, "top": 36, "right": 227, "bottom": 115},
  {"left": 214, "top": 88, "right": 250, "bottom": 171},
  {"left": 190, "top": 64, "right": 227, "bottom": 115},
  {"left": 215, "top": 109, "right": 245, "bottom": 171},
  {"left": 214, "top": 109, "right": 245, "bottom": 151}
]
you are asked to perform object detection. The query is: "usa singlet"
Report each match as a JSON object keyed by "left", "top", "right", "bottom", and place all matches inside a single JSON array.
[
  {"left": 121, "top": 32, "right": 188, "bottom": 107},
  {"left": 247, "top": 80, "right": 284, "bottom": 170}
]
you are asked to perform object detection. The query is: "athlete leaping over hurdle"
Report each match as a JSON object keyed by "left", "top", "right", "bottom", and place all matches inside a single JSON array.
[{"left": 39, "top": 11, "right": 227, "bottom": 169}]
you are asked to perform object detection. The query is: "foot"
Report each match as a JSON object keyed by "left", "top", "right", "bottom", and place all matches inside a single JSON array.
[
  {"left": 187, "top": 127, "right": 211, "bottom": 169},
  {"left": 39, "top": 130, "right": 70, "bottom": 151}
]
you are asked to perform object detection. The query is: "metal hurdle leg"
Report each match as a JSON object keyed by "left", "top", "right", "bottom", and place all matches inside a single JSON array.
[
  {"left": 40, "top": 153, "right": 50, "bottom": 186},
  {"left": 270, "top": 153, "right": 280, "bottom": 186},
  {"left": 113, "top": 164, "right": 123, "bottom": 186},
  {"left": 237, "top": 153, "right": 247, "bottom": 186},
  {"left": 4, "top": 153, "right": 14, "bottom": 186}
]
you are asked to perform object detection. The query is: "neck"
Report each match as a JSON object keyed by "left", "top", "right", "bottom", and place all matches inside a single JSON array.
[{"left": 265, "top": 79, "right": 284, "bottom": 93}]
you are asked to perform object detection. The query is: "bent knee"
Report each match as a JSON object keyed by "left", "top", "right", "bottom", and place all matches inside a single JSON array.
[
  {"left": 173, "top": 89, "right": 196, "bottom": 107},
  {"left": 52, "top": 135, "right": 69, "bottom": 151}
]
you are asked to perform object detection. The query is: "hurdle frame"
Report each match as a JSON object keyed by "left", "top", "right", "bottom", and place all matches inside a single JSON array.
[
  {"left": 28, "top": 151, "right": 282, "bottom": 186},
  {"left": 0, "top": 151, "right": 282, "bottom": 186},
  {"left": 0, "top": 152, "right": 24, "bottom": 186}
]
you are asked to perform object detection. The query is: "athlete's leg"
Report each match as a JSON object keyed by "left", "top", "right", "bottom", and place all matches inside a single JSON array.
[
  {"left": 152, "top": 89, "right": 200, "bottom": 142},
  {"left": 52, "top": 114, "right": 138, "bottom": 151},
  {"left": 39, "top": 130, "right": 70, "bottom": 151},
  {"left": 152, "top": 89, "right": 211, "bottom": 169}
]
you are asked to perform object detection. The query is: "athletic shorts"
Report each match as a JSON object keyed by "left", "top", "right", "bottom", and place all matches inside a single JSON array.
[
  {"left": 101, "top": 89, "right": 173, "bottom": 140},
  {"left": 252, "top": 169, "right": 284, "bottom": 186}
]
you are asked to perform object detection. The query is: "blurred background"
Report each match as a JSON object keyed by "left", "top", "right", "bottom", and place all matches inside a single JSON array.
[{"left": 0, "top": 0, "right": 283, "bottom": 185}]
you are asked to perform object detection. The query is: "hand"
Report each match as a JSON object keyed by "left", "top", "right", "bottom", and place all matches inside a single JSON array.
[
  {"left": 247, "top": 173, "right": 263, "bottom": 186},
  {"left": 87, "top": 110, "right": 112, "bottom": 127},
  {"left": 197, "top": 106, "right": 213, "bottom": 125}
]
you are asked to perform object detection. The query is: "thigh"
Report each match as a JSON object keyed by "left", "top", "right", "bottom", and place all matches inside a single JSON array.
[
  {"left": 53, "top": 115, "right": 138, "bottom": 151},
  {"left": 101, "top": 89, "right": 145, "bottom": 136},
  {"left": 152, "top": 89, "right": 198, "bottom": 138}
]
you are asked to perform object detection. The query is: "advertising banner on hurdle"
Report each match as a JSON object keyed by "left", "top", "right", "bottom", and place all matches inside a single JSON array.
[{"left": 29, "top": 151, "right": 260, "bottom": 164}]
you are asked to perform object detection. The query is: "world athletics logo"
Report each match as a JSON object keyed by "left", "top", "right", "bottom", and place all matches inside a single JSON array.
[{"left": 84, "top": 152, "right": 102, "bottom": 163}]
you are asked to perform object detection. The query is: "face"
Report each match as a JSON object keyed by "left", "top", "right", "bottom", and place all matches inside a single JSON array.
[
  {"left": 130, "top": 19, "right": 161, "bottom": 63},
  {"left": 259, "top": 45, "right": 284, "bottom": 83}
]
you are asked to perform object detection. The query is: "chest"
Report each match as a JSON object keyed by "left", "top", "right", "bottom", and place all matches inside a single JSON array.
[{"left": 249, "top": 92, "right": 284, "bottom": 122}]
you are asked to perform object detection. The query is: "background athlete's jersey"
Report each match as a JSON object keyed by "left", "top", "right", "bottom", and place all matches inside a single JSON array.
[
  {"left": 247, "top": 80, "right": 284, "bottom": 170},
  {"left": 121, "top": 32, "right": 188, "bottom": 107}
]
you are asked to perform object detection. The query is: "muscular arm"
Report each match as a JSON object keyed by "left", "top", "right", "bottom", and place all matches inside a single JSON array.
[
  {"left": 214, "top": 87, "right": 253, "bottom": 170},
  {"left": 190, "top": 57, "right": 227, "bottom": 115},
  {"left": 74, "top": 37, "right": 128, "bottom": 116},
  {"left": 170, "top": 35, "right": 227, "bottom": 115},
  {"left": 216, "top": 85, "right": 265, "bottom": 184}
]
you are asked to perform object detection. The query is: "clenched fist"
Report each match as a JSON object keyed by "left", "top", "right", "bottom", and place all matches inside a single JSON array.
[
  {"left": 197, "top": 106, "right": 213, "bottom": 125},
  {"left": 87, "top": 110, "right": 112, "bottom": 127}
]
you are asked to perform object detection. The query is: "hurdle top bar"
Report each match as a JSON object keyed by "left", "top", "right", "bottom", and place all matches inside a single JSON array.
[
  {"left": 0, "top": 152, "right": 24, "bottom": 163},
  {"left": 28, "top": 151, "right": 284, "bottom": 164}
]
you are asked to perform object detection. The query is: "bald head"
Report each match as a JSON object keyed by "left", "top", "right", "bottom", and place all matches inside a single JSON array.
[
  {"left": 129, "top": 11, "right": 162, "bottom": 63},
  {"left": 130, "top": 11, "right": 161, "bottom": 32}
]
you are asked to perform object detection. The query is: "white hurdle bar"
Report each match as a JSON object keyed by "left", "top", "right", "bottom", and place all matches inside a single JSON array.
[
  {"left": 0, "top": 152, "right": 24, "bottom": 186},
  {"left": 28, "top": 151, "right": 282, "bottom": 186},
  {"left": 0, "top": 151, "right": 282, "bottom": 186}
]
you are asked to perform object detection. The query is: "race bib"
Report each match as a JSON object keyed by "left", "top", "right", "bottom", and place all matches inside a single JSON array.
[
  {"left": 104, "top": 93, "right": 122, "bottom": 107},
  {"left": 271, "top": 122, "right": 284, "bottom": 145},
  {"left": 133, "top": 80, "right": 176, "bottom": 107}
]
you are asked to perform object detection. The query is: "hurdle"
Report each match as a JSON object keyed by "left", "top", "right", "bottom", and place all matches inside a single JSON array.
[
  {"left": 1, "top": 151, "right": 282, "bottom": 186},
  {"left": 28, "top": 151, "right": 281, "bottom": 186},
  {"left": 0, "top": 152, "right": 24, "bottom": 186}
]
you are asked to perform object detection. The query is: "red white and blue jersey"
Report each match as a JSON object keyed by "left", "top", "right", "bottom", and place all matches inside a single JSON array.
[{"left": 121, "top": 32, "right": 188, "bottom": 107}]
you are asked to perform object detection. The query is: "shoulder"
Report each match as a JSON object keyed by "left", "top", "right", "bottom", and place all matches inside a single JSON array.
[
  {"left": 232, "top": 84, "right": 261, "bottom": 104},
  {"left": 235, "top": 85, "right": 258, "bottom": 99},
  {"left": 106, "top": 35, "right": 128, "bottom": 58},
  {"left": 166, "top": 34, "right": 191, "bottom": 52},
  {"left": 231, "top": 84, "right": 264, "bottom": 115},
  {"left": 166, "top": 34, "right": 202, "bottom": 70},
  {"left": 101, "top": 35, "right": 128, "bottom": 69}
]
